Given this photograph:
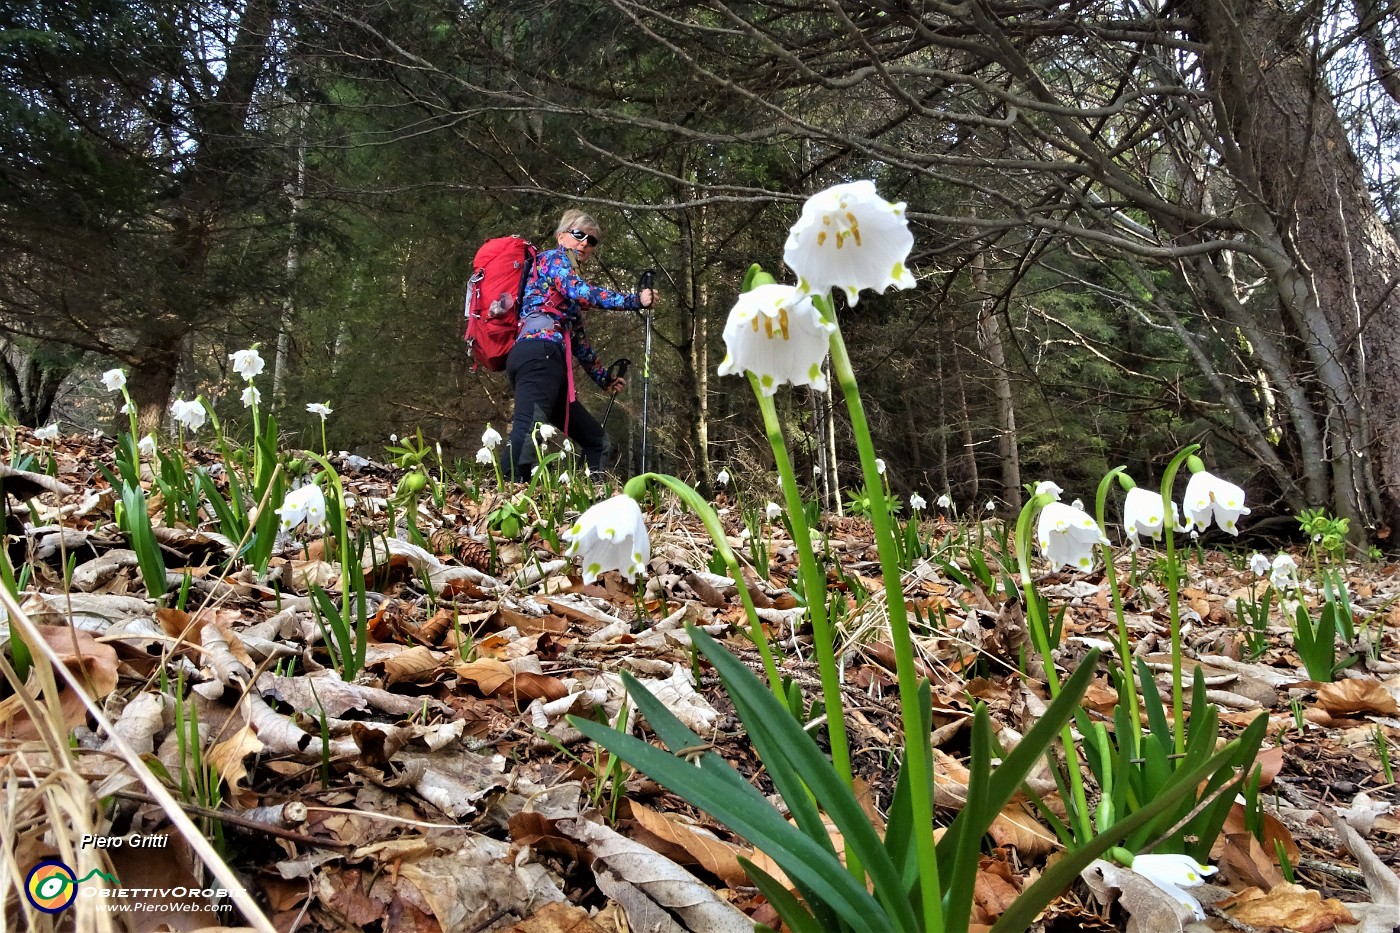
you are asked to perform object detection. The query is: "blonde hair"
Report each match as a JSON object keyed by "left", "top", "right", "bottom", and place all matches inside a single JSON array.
[{"left": 555, "top": 209, "right": 601, "bottom": 238}]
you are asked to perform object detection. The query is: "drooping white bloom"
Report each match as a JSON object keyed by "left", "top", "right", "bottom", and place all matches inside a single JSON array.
[
  {"left": 1035, "top": 480, "right": 1063, "bottom": 499},
  {"left": 717, "top": 284, "right": 835, "bottom": 396},
  {"left": 241, "top": 385, "right": 261, "bottom": 408},
  {"left": 33, "top": 424, "right": 59, "bottom": 441},
  {"left": 475, "top": 446, "right": 494, "bottom": 465},
  {"left": 229, "top": 348, "right": 264, "bottom": 381},
  {"left": 537, "top": 423, "right": 558, "bottom": 442},
  {"left": 1249, "top": 552, "right": 1271, "bottom": 576},
  {"left": 563, "top": 438, "right": 574, "bottom": 454},
  {"left": 1037, "top": 501, "right": 1109, "bottom": 571},
  {"left": 137, "top": 434, "right": 156, "bottom": 457},
  {"left": 1128, "top": 854, "right": 1217, "bottom": 921},
  {"left": 783, "top": 180, "right": 916, "bottom": 306},
  {"left": 716, "top": 469, "right": 731, "bottom": 487},
  {"left": 875, "top": 458, "right": 886, "bottom": 475},
  {"left": 481, "top": 424, "right": 502, "bottom": 449},
  {"left": 102, "top": 368, "right": 127, "bottom": 392},
  {"left": 985, "top": 500, "right": 995, "bottom": 512},
  {"left": 307, "top": 402, "right": 333, "bottom": 419},
  {"left": 277, "top": 483, "right": 327, "bottom": 535},
  {"left": 812, "top": 465, "right": 821, "bottom": 477},
  {"left": 1183, "top": 470, "right": 1250, "bottom": 535},
  {"left": 910, "top": 493, "right": 927, "bottom": 512},
  {"left": 1270, "top": 553, "right": 1300, "bottom": 592},
  {"left": 170, "top": 398, "right": 207, "bottom": 432},
  {"left": 765, "top": 501, "right": 783, "bottom": 521},
  {"left": 1070, "top": 498, "right": 1085, "bottom": 511},
  {"left": 563, "top": 495, "right": 650, "bottom": 584},
  {"left": 937, "top": 494, "right": 952, "bottom": 510},
  {"left": 1123, "top": 486, "right": 1170, "bottom": 548},
  {"left": 558, "top": 472, "right": 570, "bottom": 486}
]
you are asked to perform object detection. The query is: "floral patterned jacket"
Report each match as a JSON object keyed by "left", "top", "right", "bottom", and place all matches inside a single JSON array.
[{"left": 517, "top": 247, "right": 641, "bottom": 387}]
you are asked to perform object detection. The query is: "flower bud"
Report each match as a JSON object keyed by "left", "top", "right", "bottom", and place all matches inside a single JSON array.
[
  {"left": 1116, "top": 472, "right": 1137, "bottom": 491},
  {"left": 1186, "top": 454, "right": 1205, "bottom": 474}
]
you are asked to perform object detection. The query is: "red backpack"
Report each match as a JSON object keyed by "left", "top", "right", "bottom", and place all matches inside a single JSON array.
[{"left": 464, "top": 235, "right": 538, "bottom": 371}]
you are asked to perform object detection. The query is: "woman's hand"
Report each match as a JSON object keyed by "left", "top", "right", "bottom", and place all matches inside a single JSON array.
[
  {"left": 639, "top": 288, "right": 655, "bottom": 309},
  {"left": 607, "top": 377, "right": 627, "bottom": 394}
]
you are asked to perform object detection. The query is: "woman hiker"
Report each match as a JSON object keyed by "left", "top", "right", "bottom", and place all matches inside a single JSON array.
[{"left": 504, "top": 209, "right": 655, "bottom": 480}]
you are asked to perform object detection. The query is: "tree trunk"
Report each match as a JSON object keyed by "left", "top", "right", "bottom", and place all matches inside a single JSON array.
[
  {"left": 0, "top": 341, "right": 80, "bottom": 427},
  {"left": 126, "top": 330, "right": 187, "bottom": 436},
  {"left": 973, "top": 249, "right": 1021, "bottom": 510},
  {"left": 1184, "top": 0, "right": 1400, "bottom": 538}
]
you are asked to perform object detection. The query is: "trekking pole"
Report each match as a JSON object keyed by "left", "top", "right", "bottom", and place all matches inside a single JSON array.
[
  {"left": 638, "top": 270, "right": 655, "bottom": 474},
  {"left": 601, "top": 358, "right": 630, "bottom": 431}
]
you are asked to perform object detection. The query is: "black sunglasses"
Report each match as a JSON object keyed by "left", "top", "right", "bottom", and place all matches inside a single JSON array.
[{"left": 567, "top": 228, "right": 600, "bottom": 247}]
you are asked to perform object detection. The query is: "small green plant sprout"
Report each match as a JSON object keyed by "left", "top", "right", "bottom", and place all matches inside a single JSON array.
[
  {"left": 1291, "top": 570, "right": 1359, "bottom": 682},
  {"left": 1297, "top": 507, "right": 1349, "bottom": 565},
  {"left": 1237, "top": 587, "right": 1275, "bottom": 660},
  {"left": 393, "top": 468, "right": 432, "bottom": 547},
  {"left": 1375, "top": 725, "right": 1394, "bottom": 784},
  {"left": 487, "top": 499, "right": 529, "bottom": 539},
  {"left": 386, "top": 427, "right": 434, "bottom": 469}
]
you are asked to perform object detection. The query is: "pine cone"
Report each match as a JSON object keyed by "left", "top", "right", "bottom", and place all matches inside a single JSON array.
[
  {"left": 429, "top": 527, "right": 458, "bottom": 557},
  {"left": 454, "top": 536, "right": 494, "bottom": 573}
]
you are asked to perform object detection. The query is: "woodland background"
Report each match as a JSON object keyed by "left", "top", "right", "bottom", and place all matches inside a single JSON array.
[{"left": 4, "top": 0, "right": 1400, "bottom": 541}]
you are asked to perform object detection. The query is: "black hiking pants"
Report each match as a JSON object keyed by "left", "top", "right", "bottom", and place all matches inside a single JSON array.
[{"left": 505, "top": 339, "right": 611, "bottom": 480}]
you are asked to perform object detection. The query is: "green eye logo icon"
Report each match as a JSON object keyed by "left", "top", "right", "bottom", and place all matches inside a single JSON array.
[
  {"left": 25, "top": 860, "right": 77, "bottom": 913},
  {"left": 24, "top": 860, "right": 118, "bottom": 913}
]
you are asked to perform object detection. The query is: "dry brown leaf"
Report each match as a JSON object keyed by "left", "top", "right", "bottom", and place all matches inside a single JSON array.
[
  {"left": 627, "top": 803, "right": 749, "bottom": 888},
  {"left": 1082, "top": 859, "right": 1198, "bottom": 933},
  {"left": 561, "top": 818, "right": 752, "bottom": 933},
  {"left": 202, "top": 618, "right": 252, "bottom": 688},
  {"left": 987, "top": 802, "right": 1057, "bottom": 859},
  {"left": 0, "top": 626, "right": 119, "bottom": 740},
  {"left": 971, "top": 852, "right": 1023, "bottom": 925},
  {"left": 378, "top": 644, "right": 444, "bottom": 685},
  {"left": 1218, "top": 831, "right": 1287, "bottom": 890},
  {"left": 505, "top": 901, "right": 610, "bottom": 933},
  {"left": 1255, "top": 744, "right": 1286, "bottom": 786},
  {"left": 1224, "top": 883, "right": 1359, "bottom": 932},
  {"left": 1315, "top": 679, "right": 1400, "bottom": 716},
  {"left": 206, "top": 723, "right": 265, "bottom": 808}
]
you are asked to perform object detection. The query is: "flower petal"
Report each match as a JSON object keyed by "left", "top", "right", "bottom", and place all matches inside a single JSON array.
[
  {"left": 783, "top": 180, "right": 916, "bottom": 306},
  {"left": 717, "top": 285, "right": 834, "bottom": 396}
]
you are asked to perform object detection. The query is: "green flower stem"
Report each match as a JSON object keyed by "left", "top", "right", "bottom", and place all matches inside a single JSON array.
[
  {"left": 1094, "top": 467, "right": 1140, "bottom": 764},
  {"left": 623, "top": 472, "right": 784, "bottom": 700},
  {"left": 1012, "top": 494, "right": 1062, "bottom": 693},
  {"left": 307, "top": 454, "right": 361, "bottom": 665},
  {"left": 119, "top": 386, "right": 140, "bottom": 441},
  {"left": 753, "top": 384, "right": 852, "bottom": 787},
  {"left": 1011, "top": 494, "right": 1094, "bottom": 845},
  {"left": 1159, "top": 445, "right": 1200, "bottom": 757},
  {"left": 826, "top": 322, "right": 943, "bottom": 931}
]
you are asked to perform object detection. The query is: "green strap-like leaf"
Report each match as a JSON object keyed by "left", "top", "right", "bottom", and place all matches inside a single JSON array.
[
  {"left": 571, "top": 715, "right": 891, "bottom": 931},
  {"left": 990, "top": 735, "right": 1256, "bottom": 933},
  {"left": 936, "top": 649, "right": 1101, "bottom": 867},
  {"left": 692, "top": 626, "right": 918, "bottom": 930},
  {"left": 942, "top": 705, "right": 993, "bottom": 933},
  {"left": 740, "top": 857, "right": 832, "bottom": 933}
]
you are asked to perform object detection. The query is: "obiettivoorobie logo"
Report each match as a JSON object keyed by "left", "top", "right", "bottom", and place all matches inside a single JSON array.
[{"left": 24, "top": 859, "right": 119, "bottom": 914}]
